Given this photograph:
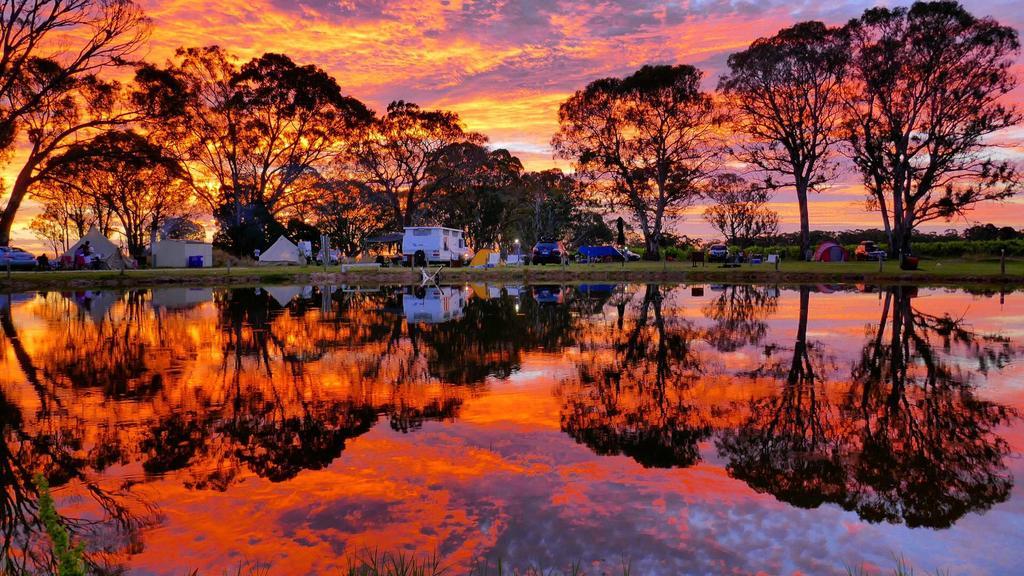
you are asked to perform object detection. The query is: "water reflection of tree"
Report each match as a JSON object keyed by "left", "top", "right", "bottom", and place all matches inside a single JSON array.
[
  {"left": 1, "top": 294, "right": 156, "bottom": 574},
  {"left": 0, "top": 287, "right": 473, "bottom": 569},
  {"left": 841, "top": 287, "right": 1016, "bottom": 527},
  {"left": 718, "top": 286, "right": 1017, "bottom": 528},
  {"left": 701, "top": 284, "right": 779, "bottom": 352},
  {"left": 414, "top": 289, "right": 579, "bottom": 385},
  {"left": 558, "top": 285, "right": 711, "bottom": 468},
  {"left": 0, "top": 406, "right": 155, "bottom": 574},
  {"left": 717, "top": 286, "right": 847, "bottom": 508}
]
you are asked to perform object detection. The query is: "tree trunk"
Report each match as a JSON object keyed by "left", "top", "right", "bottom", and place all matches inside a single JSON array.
[
  {"left": 896, "top": 217, "right": 914, "bottom": 260},
  {"left": 0, "top": 169, "right": 34, "bottom": 246},
  {"left": 796, "top": 183, "right": 811, "bottom": 261},
  {"left": 644, "top": 233, "right": 660, "bottom": 261}
]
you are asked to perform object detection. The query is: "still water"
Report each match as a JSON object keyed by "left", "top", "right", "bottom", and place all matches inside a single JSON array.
[{"left": 1, "top": 283, "right": 1022, "bottom": 575}]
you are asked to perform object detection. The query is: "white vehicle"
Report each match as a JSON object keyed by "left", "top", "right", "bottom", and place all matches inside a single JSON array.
[
  {"left": 402, "top": 227, "right": 471, "bottom": 267},
  {"left": 403, "top": 286, "right": 467, "bottom": 324}
]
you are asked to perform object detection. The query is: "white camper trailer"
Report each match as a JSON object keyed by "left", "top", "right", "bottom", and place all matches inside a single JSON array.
[{"left": 401, "top": 227, "right": 471, "bottom": 267}]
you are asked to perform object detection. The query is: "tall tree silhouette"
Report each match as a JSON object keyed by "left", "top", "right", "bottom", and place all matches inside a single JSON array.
[
  {"left": 719, "top": 21, "right": 849, "bottom": 260},
  {"left": 135, "top": 48, "right": 372, "bottom": 253},
  {"left": 843, "top": 1, "right": 1021, "bottom": 256},
  {"left": 0, "top": 0, "right": 149, "bottom": 245},
  {"left": 353, "top": 100, "right": 485, "bottom": 228},
  {"left": 553, "top": 65, "right": 721, "bottom": 260}
]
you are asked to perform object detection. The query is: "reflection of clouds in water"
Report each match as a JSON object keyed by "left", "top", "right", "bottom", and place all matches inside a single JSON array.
[{"left": 3, "top": 287, "right": 1024, "bottom": 574}]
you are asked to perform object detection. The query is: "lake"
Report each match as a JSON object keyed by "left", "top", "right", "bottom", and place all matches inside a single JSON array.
[{"left": 1, "top": 283, "right": 1022, "bottom": 575}]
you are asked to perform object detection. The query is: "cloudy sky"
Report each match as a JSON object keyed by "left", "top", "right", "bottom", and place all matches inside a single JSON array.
[{"left": 7, "top": 0, "right": 1024, "bottom": 247}]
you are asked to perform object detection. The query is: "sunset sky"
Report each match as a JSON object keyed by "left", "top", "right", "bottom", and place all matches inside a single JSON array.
[{"left": 6, "top": 0, "right": 1024, "bottom": 249}]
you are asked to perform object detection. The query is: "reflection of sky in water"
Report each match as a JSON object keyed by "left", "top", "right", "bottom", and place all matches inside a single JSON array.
[{"left": 1, "top": 284, "right": 1022, "bottom": 575}]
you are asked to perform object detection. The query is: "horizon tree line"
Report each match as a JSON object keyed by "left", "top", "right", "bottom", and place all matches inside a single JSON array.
[{"left": 0, "top": 0, "right": 1019, "bottom": 262}]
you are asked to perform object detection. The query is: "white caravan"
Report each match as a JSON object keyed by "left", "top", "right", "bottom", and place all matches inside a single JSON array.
[{"left": 402, "top": 227, "right": 471, "bottom": 267}]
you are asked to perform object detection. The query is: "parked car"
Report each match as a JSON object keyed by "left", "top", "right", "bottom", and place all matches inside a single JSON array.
[
  {"left": 855, "top": 241, "right": 887, "bottom": 261},
  {"left": 531, "top": 241, "right": 567, "bottom": 265},
  {"left": 621, "top": 248, "right": 641, "bottom": 262},
  {"left": 707, "top": 244, "right": 729, "bottom": 262},
  {"left": 0, "top": 246, "right": 37, "bottom": 270}
]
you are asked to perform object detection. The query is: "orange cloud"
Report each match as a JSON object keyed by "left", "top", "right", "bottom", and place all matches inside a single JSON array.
[{"left": 2, "top": 0, "right": 1022, "bottom": 251}]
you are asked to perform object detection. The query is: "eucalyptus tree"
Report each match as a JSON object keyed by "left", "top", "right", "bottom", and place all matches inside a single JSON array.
[
  {"left": 843, "top": 1, "right": 1021, "bottom": 256},
  {"left": 719, "top": 21, "right": 850, "bottom": 260},
  {"left": 702, "top": 173, "right": 780, "bottom": 246},
  {"left": 553, "top": 64, "right": 721, "bottom": 260},
  {"left": 135, "top": 47, "right": 373, "bottom": 253},
  {"left": 41, "top": 130, "right": 192, "bottom": 259},
  {"left": 0, "top": 0, "right": 150, "bottom": 245},
  {"left": 352, "top": 100, "right": 485, "bottom": 229}
]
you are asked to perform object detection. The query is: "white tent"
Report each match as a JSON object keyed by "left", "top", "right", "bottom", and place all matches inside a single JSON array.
[
  {"left": 62, "top": 227, "right": 130, "bottom": 270},
  {"left": 259, "top": 236, "right": 304, "bottom": 265}
]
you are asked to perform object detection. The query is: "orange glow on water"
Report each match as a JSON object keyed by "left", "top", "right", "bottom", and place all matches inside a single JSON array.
[{"left": 2, "top": 283, "right": 1023, "bottom": 574}]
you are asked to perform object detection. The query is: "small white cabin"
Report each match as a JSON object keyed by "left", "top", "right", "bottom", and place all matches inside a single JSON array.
[
  {"left": 151, "top": 239, "right": 213, "bottom": 268},
  {"left": 402, "top": 227, "right": 470, "bottom": 266}
]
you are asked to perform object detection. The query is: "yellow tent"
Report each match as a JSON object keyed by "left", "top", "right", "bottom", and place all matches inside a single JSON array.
[{"left": 469, "top": 249, "right": 492, "bottom": 267}]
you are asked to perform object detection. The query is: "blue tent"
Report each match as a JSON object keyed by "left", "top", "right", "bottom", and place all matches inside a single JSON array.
[{"left": 578, "top": 245, "right": 624, "bottom": 262}]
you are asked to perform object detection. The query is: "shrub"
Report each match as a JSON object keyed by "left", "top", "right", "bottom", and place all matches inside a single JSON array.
[{"left": 33, "top": 474, "right": 86, "bottom": 576}]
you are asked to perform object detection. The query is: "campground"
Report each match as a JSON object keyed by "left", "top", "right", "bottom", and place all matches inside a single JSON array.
[{"left": 1, "top": 258, "right": 1022, "bottom": 292}]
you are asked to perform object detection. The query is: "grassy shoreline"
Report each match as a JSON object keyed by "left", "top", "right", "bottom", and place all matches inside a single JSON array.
[{"left": 0, "top": 259, "right": 1021, "bottom": 292}]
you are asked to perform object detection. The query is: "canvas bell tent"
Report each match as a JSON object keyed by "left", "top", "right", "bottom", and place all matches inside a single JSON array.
[
  {"left": 259, "top": 236, "right": 304, "bottom": 265},
  {"left": 62, "top": 227, "right": 131, "bottom": 269},
  {"left": 812, "top": 241, "right": 848, "bottom": 263}
]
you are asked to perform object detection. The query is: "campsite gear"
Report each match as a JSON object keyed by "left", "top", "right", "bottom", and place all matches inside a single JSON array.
[
  {"left": 812, "top": 241, "right": 848, "bottom": 262},
  {"left": 62, "top": 227, "right": 130, "bottom": 270},
  {"left": 187, "top": 255, "right": 204, "bottom": 268},
  {"left": 577, "top": 245, "right": 623, "bottom": 263},
  {"left": 901, "top": 256, "right": 920, "bottom": 271},
  {"left": 419, "top": 267, "right": 442, "bottom": 286},
  {"left": 259, "top": 236, "right": 304, "bottom": 264}
]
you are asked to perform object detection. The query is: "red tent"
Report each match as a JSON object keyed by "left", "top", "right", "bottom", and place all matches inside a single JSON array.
[{"left": 812, "top": 241, "right": 848, "bottom": 262}]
